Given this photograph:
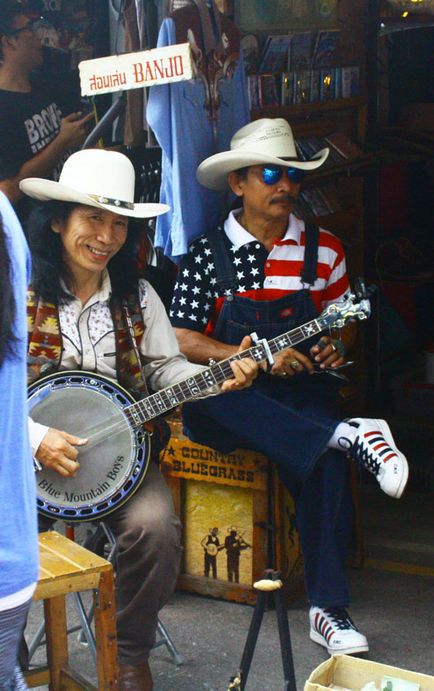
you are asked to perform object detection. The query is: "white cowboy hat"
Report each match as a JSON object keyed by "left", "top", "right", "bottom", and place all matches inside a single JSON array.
[
  {"left": 19, "top": 149, "right": 169, "bottom": 219},
  {"left": 197, "top": 118, "right": 329, "bottom": 191}
]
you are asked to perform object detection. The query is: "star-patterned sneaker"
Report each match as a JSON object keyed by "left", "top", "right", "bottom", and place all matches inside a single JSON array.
[
  {"left": 339, "top": 418, "right": 409, "bottom": 499},
  {"left": 309, "top": 606, "right": 369, "bottom": 656}
]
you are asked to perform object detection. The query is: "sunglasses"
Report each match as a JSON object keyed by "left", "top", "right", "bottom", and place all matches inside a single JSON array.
[
  {"left": 261, "top": 165, "right": 305, "bottom": 186},
  {"left": 6, "top": 20, "right": 36, "bottom": 38}
]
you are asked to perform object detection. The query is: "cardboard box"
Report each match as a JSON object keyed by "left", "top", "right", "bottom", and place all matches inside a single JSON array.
[{"left": 305, "top": 655, "right": 434, "bottom": 691}]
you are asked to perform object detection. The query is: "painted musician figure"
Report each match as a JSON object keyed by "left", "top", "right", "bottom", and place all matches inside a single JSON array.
[
  {"left": 21, "top": 149, "right": 258, "bottom": 691},
  {"left": 170, "top": 118, "right": 410, "bottom": 656}
]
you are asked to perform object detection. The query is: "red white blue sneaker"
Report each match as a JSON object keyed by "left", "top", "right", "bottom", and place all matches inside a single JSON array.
[
  {"left": 339, "top": 418, "right": 409, "bottom": 499},
  {"left": 309, "top": 606, "right": 369, "bottom": 656}
]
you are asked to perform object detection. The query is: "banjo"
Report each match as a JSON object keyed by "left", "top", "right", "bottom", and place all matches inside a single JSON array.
[{"left": 29, "top": 290, "right": 371, "bottom": 522}]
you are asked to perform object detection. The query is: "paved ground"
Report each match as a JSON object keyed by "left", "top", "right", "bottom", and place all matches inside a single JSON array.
[
  {"left": 27, "top": 562, "right": 434, "bottom": 690},
  {"left": 25, "top": 482, "right": 434, "bottom": 690}
]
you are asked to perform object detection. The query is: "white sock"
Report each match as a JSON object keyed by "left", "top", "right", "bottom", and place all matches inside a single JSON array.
[{"left": 327, "top": 421, "right": 357, "bottom": 450}]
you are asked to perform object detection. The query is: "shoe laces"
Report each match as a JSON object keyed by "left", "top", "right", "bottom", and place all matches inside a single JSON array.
[
  {"left": 323, "top": 607, "right": 357, "bottom": 632},
  {"left": 350, "top": 435, "right": 382, "bottom": 477}
]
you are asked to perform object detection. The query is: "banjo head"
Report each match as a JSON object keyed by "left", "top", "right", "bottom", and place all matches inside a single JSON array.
[{"left": 29, "top": 371, "right": 150, "bottom": 522}]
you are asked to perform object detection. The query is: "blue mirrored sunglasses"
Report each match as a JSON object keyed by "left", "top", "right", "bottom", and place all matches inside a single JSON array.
[{"left": 261, "top": 165, "right": 305, "bottom": 186}]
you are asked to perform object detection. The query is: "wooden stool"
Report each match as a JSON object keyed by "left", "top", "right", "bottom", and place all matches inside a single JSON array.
[{"left": 25, "top": 530, "right": 118, "bottom": 690}]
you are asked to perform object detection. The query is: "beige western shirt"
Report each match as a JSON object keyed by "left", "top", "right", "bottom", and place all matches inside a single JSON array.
[{"left": 29, "top": 272, "right": 204, "bottom": 454}]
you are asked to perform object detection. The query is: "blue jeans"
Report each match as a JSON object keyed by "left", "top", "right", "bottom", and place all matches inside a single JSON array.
[
  {"left": 0, "top": 599, "right": 31, "bottom": 690},
  {"left": 183, "top": 376, "right": 354, "bottom": 607}
]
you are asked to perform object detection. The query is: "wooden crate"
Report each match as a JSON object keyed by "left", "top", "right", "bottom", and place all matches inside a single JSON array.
[{"left": 160, "top": 418, "right": 305, "bottom": 605}]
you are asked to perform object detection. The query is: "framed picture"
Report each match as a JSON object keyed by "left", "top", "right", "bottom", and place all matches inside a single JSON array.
[
  {"left": 236, "top": 0, "right": 338, "bottom": 33},
  {"left": 161, "top": 419, "right": 305, "bottom": 605}
]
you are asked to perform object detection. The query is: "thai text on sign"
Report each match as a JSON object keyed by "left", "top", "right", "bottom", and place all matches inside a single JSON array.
[{"left": 79, "top": 43, "right": 192, "bottom": 97}]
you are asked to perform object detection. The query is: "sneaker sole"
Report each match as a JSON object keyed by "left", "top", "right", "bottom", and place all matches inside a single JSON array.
[
  {"left": 375, "top": 419, "right": 409, "bottom": 499},
  {"left": 310, "top": 629, "right": 369, "bottom": 656}
]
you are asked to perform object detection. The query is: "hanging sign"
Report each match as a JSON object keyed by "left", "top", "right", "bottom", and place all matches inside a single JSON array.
[{"left": 79, "top": 43, "right": 193, "bottom": 97}]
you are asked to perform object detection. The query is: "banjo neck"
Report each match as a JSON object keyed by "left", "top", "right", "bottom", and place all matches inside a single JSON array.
[{"left": 124, "top": 312, "right": 331, "bottom": 429}]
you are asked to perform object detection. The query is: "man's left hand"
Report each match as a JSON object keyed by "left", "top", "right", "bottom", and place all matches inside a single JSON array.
[
  {"left": 221, "top": 335, "right": 258, "bottom": 392},
  {"left": 310, "top": 336, "right": 345, "bottom": 369}
]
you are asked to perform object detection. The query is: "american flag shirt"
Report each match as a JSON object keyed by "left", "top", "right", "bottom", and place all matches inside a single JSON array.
[{"left": 170, "top": 211, "right": 350, "bottom": 336}]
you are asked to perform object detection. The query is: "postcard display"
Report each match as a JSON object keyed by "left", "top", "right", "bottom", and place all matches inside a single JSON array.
[
  {"left": 237, "top": 0, "right": 368, "bottom": 261},
  {"left": 244, "top": 29, "right": 360, "bottom": 110}
]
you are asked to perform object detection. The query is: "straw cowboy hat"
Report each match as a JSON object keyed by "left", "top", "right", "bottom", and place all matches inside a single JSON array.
[
  {"left": 19, "top": 149, "right": 169, "bottom": 219},
  {"left": 197, "top": 118, "right": 329, "bottom": 191}
]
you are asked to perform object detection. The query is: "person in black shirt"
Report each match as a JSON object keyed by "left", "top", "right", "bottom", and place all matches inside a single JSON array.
[{"left": 0, "top": 1, "right": 93, "bottom": 225}]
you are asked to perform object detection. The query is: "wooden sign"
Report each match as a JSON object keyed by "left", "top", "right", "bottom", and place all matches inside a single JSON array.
[
  {"left": 79, "top": 43, "right": 192, "bottom": 97},
  {"left": 161, "top": 426, "right": 268, "bottom": 492}
]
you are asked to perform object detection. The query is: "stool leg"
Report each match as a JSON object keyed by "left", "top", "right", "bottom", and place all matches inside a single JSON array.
[
  {"left": 236, "top": 590, "right": 267, "bottom": 690},
  {"left": 93, "top": 568, "right": 118, "bottom": 690},
  {"left": 44, "top": 595, "right": 68, "bottom": 691},
  {"left": 156, "top": 619, "right": 184, "bottom": 666},
  {"left": 27, "top": 616, "right": 46, "bottom": 660},
  {"left": 274, "top": 588, "right": 297, "bottom": 691},
  {"left": 73, "top": 592, "right": 97, "bottom": 661}
]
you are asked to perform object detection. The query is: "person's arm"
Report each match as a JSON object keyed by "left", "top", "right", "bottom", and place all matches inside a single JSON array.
[
  {"left": 174, "top": 327, "right": 239, "bottom": 365},
  {"left": 140, "top": 282, "right": 257, "bottom": 393},
  {"left": 29, "top": 416, "right": 87, "bottom": 478},
  {"left": 175, "top": 325, "right": 315, "bottom": 377},
  {"left": 0, "top": 111, "right": 94, "bottom": 202}
]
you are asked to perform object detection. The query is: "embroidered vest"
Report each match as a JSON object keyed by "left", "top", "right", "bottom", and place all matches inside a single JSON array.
[{"left": 27, "top": 288, "right": 147, "bottom": 397}]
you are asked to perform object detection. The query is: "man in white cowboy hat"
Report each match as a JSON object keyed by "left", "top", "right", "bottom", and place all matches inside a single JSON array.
[
  {"left": 20, "top": 148, "right": 258, "bottom": 691},
  {"left": 0, "top": 0, "right": 93, "bottom": 224},
  {"left": 170, "top": 118, "right": 409, "bottom": 655}
]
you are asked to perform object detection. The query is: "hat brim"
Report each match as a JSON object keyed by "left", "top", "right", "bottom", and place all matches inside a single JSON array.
[
  {"left": 197, "top": 148, "right": 329, "bottom": 191},
  {"left": 19, "top": 178, "right": 169, "bottom": 219}
]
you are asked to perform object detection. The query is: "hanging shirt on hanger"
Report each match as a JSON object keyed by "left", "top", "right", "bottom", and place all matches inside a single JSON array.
[{"left": 146, "top": 0, "right": 249, "bottom": 260}]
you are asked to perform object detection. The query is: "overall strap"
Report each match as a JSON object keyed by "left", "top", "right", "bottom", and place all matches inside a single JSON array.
[
  {"left": 205, "top": 226, "right": 238, "bottom": 293},
  {"left": 208, "top": 221, "right": 319, "bottom": 289},
  {"left": 300, "top": 222, "right": 319, "bottom": 286}
]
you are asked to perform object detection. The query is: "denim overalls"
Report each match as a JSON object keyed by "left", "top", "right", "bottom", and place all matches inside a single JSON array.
[{"left": 182, "top": 226, "right": 354, "bottom": 607}]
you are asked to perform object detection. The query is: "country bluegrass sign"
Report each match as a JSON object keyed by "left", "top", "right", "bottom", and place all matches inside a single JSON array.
[{"left": 79, "top": 43, "right": 193, "bottom": 97}]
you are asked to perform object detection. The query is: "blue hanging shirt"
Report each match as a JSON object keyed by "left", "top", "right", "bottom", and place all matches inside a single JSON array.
[{"left": 146, "top": 5, "right": 250, "bottom": 260}]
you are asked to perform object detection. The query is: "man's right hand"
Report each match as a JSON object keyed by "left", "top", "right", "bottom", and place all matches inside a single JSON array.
[
  {"left": 58, "top": 111, "right": 95, "bottom": 150},
  {"left": 35, "top": 428, "right": 87, "bottom": 478}
]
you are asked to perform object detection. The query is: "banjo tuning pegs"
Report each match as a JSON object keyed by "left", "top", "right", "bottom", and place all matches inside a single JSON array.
[{"left": 354, "top": 277, "right": 367, "bottom": 300}]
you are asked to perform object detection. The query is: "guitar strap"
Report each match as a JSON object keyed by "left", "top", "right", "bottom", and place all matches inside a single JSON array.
[{"left": 113, "top": 294, "right": 170, "bottom": 456}]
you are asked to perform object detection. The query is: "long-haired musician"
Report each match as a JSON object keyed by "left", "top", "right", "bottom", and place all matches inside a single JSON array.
[{"left": 20, "top": 149, "right": 258, "bottom": 691}]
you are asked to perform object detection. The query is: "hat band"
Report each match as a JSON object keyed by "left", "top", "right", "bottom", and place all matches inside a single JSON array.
[{"left": 88, "top": 194, "right": 135, "bottom": 210}]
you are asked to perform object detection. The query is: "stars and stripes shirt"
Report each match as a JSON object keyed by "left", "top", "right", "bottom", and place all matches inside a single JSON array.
[{"left": 170, "top": 210, "right": 350, "bottom": 336}]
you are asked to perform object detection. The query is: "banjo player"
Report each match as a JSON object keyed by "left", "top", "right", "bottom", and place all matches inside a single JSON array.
[{"left": 21, "top": 148, "right": 258, "bottom": 691}]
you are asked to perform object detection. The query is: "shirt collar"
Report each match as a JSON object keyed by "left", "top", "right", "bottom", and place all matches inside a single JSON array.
[
  {"left": 60, "top": 269, "right": 112, "bottom": 306},
  {"left": 224, "top": 210, "right": 303, "bottom": 250}
]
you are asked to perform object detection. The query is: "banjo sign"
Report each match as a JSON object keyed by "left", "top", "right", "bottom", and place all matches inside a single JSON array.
[{"left": 79, "top": 43, "right": 193, "bottom": 97}]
